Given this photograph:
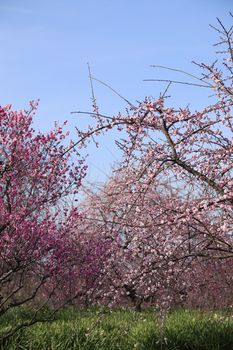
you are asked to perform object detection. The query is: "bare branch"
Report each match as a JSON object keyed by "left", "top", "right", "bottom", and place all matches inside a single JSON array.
[
  {"left": 143, "top": 78, "right": 211, "bottom": 88},
  {"left": 150, "top": 65, "right": 213, "bottom": 87},
  {"left": 91, "top": 76, "right": 137, "bottom": 110}
]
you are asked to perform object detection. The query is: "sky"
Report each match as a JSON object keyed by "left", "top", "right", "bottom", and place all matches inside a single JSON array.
[{"left": 0, "top": 0, "right": 232, "bottom": 183}]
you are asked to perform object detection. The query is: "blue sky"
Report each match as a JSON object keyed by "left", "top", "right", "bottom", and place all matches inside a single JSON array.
[{"left": 0, "top": 0, "right": 232, "bottom": 182}]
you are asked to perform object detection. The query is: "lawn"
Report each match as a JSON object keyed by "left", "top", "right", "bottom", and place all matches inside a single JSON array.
[{"left": 1, "top": 307, "right": 233, "bottom": 349}]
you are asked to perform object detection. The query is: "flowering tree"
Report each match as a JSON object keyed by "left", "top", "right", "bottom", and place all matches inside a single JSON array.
[
  {"left": 79, "top": 173, "right": 188, "bottom": 309},
  {"left": 0, "top": 101, "right": 88, "bottom": 341},
  {"left": 75, "top": 18, "right": 233, "bottom": 309},
  {"left": 80, "top": 171, "right": 231, "bottom": 310}
]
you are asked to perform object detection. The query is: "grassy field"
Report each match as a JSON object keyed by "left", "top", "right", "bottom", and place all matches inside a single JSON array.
[{"left": 1, "top": 307, "right": 233, "bottom": 349}]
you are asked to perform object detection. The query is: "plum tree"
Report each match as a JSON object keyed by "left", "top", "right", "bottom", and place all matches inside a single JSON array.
[
  {"left": 0, "top": 101, "right": 87, "bottom": 341},
  {"left": 75, "top": 18, "right": 233, "bottom": 310}
]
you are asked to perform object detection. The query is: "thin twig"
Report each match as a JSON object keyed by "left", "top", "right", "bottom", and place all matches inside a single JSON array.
[
  {"left": 150, "top": 65, "right": 213, "bottom": 87},
  {"left": 71, "top": 111, "right": 113, "bottom": 120},
  {"left": 161, "top": 81, "right": 172, "bottom": 98},
  {"left": 91, "top": 76, "right": 137, "bottom": 110},
  {"left": 87, "top": 63, "right": 100, "bottom": 115},
  {"left": 143, "top": 79, "right": 211, "bottom": 88}
]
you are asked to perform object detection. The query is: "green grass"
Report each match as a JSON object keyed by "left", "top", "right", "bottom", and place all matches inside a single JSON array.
[{"left": 1, "top": 307, "right": 233, "bottom": 349}]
